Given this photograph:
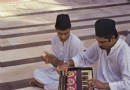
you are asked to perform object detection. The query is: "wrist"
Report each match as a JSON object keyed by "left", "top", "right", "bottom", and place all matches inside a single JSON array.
[
  {"left": 66, "top": 60, "right": 74, "bottom": 67},
  {"left": 66, "top": 61, "right": 70, "bottom": 67},
  {"left": 104, "top": 83, "right": 110, "bottom": 90},
  {"left": 58, "top": 60, "right": 64, "bottom": 66}
]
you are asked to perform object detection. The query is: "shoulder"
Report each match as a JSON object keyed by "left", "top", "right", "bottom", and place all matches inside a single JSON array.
[
  {"left": 127, "top": 34, "right": 130, "bottom": 38},
  {"left": 90, "top": 41, "right": 100, "bottom": 50},
  {"left": 70, "top": 33, "right": 82, "bottom": 44},
  {"left": 115, "top": 38, "right": 130, "bottom": 65},
  {"left": 118, "top": 38, "right": 129, "bottom": 48},
  {"left": 51, "top": 35, "right": 58, "bottom": 43},
  {"left": 117, "top": 38, "right": 130, "bottom": 55}
]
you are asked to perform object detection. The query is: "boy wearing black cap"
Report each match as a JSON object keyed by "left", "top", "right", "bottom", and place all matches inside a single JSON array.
[
  {"left": 29, "top": 14, "right": 84, "bottom": 90},
  {"left": 56, "top": 19, "right": 130, "bottom": 90}
]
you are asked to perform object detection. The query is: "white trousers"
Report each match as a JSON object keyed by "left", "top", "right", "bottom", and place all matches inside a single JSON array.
[{"left": 33, "top": 67, "right": 59, "bottom": 90}]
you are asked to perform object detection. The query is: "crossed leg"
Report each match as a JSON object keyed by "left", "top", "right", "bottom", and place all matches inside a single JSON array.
[{"left": 29, "top": 79, "right": 44, "bottom": 89}]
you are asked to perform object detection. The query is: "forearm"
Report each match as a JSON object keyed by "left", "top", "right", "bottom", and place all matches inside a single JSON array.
[
  {"left": 58, "top": 60, "right": 64, "bottom": 65},
  {"left": 55, "top": 59, "right": 74, "bottom": 67},
  {"left": 52, "top": 60, "right": 64, "bottom": 67}
]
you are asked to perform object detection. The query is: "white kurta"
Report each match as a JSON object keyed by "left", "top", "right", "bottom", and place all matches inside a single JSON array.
[
  {"left": 126, "top": 34, "right": 130, "bottom": 46},
  {"left": 73, "top": 38, "right": 130, "bottom": 90},
  {"left": 34, "top": 33, "right": 84, "bottom": 90}
]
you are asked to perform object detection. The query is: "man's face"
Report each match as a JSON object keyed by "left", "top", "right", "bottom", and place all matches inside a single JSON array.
[
  {"left": 96, "top": 36, "right": 114, "bottom": 50},
  {"left": 56, "top": 29, "right": 70, "bottom": 42}
]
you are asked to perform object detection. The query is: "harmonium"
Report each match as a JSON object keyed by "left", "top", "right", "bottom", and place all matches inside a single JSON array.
[{"left": 58, "top": 67, "right": 93, "bottom": 90}]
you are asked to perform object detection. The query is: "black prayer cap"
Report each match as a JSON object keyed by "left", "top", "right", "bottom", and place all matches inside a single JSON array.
[
  {"left": 55, "top": 14, "right": 71, "bottom": 30},
  {"left": 95, "top": 19, "right": 118, "bottom": 37}
]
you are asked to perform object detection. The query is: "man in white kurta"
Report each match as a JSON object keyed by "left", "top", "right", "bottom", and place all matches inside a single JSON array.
[
  {"left": 57, "top": 19, "right": 130, "bottom": 90},
  {"left": 126, "top": 34, "right": 130, "bottom": 46},
  {"left": 73, "top": 38, "right": 130, "bottom": 90},
  {"left": 32, "top": 14, "right": 85, "bottom": 90}
]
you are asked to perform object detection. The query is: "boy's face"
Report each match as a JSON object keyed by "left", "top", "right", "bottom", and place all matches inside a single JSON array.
[
  {"left": 56, "top": 29, "right": 70, "bottom": 42},
  {"left": 96, "top": 36, "right": 115, "bottom": 50}
]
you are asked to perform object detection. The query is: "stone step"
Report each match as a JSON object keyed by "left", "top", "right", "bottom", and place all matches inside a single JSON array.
[{"left": 1, "top": 1, "right": 130, "bottom": 90}]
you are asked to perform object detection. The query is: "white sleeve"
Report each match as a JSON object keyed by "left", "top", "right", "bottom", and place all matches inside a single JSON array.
[
  {"left": 70, "top": 40, "right": 84, "bottom": 57},
  {"left": 72, "top": 42, "right": 99, "bottom": 67},
  {"left": 51, "top": 37, "right": 57, "bottom": 57}
]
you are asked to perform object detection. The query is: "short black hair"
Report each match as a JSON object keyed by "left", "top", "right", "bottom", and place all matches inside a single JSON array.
[{"left": 55, "top": 14, "right": 71, "bottom": 31}]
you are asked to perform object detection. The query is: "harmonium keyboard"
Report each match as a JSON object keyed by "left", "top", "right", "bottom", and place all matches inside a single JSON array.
[{"left": 58, "top": 67, "right": 93, "bottom": 90}]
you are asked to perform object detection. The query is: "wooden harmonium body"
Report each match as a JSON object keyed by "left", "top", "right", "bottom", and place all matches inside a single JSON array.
[{"left": 59, "top": 67, "right": 93, "bottom": 90}]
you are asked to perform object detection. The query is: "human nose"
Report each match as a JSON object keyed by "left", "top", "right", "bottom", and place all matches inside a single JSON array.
[{"left": 61, "top": 35, "right": 66, "bottom": 39}]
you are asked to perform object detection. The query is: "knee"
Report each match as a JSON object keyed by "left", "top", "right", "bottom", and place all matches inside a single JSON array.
[{"left": 33, "top": 69, "right": 40, "bottom": 77}]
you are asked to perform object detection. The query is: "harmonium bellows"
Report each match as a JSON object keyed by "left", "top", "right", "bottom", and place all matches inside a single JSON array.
[{"left": 58, "top": 67, "right": 93, "bottom": 90}]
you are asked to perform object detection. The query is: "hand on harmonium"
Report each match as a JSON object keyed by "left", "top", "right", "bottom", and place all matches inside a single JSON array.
[
  {"left": 57, "top": 63, "right": 69, "bottom": 76},
  {"left": 41, "top": 51, "right": 59, "bottom": 65},
  {"left": 87, "top": 79, "right": 109, "bottom": 89}
]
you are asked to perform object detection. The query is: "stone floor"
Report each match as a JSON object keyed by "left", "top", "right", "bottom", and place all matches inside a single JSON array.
[{"left": 0, "top": 0, "right": 130, "bottom": 90}]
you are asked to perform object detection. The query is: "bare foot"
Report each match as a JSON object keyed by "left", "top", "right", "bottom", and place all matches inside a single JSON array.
[{"left": 29, "top": 79, "right": 44, "bottom": 89}]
